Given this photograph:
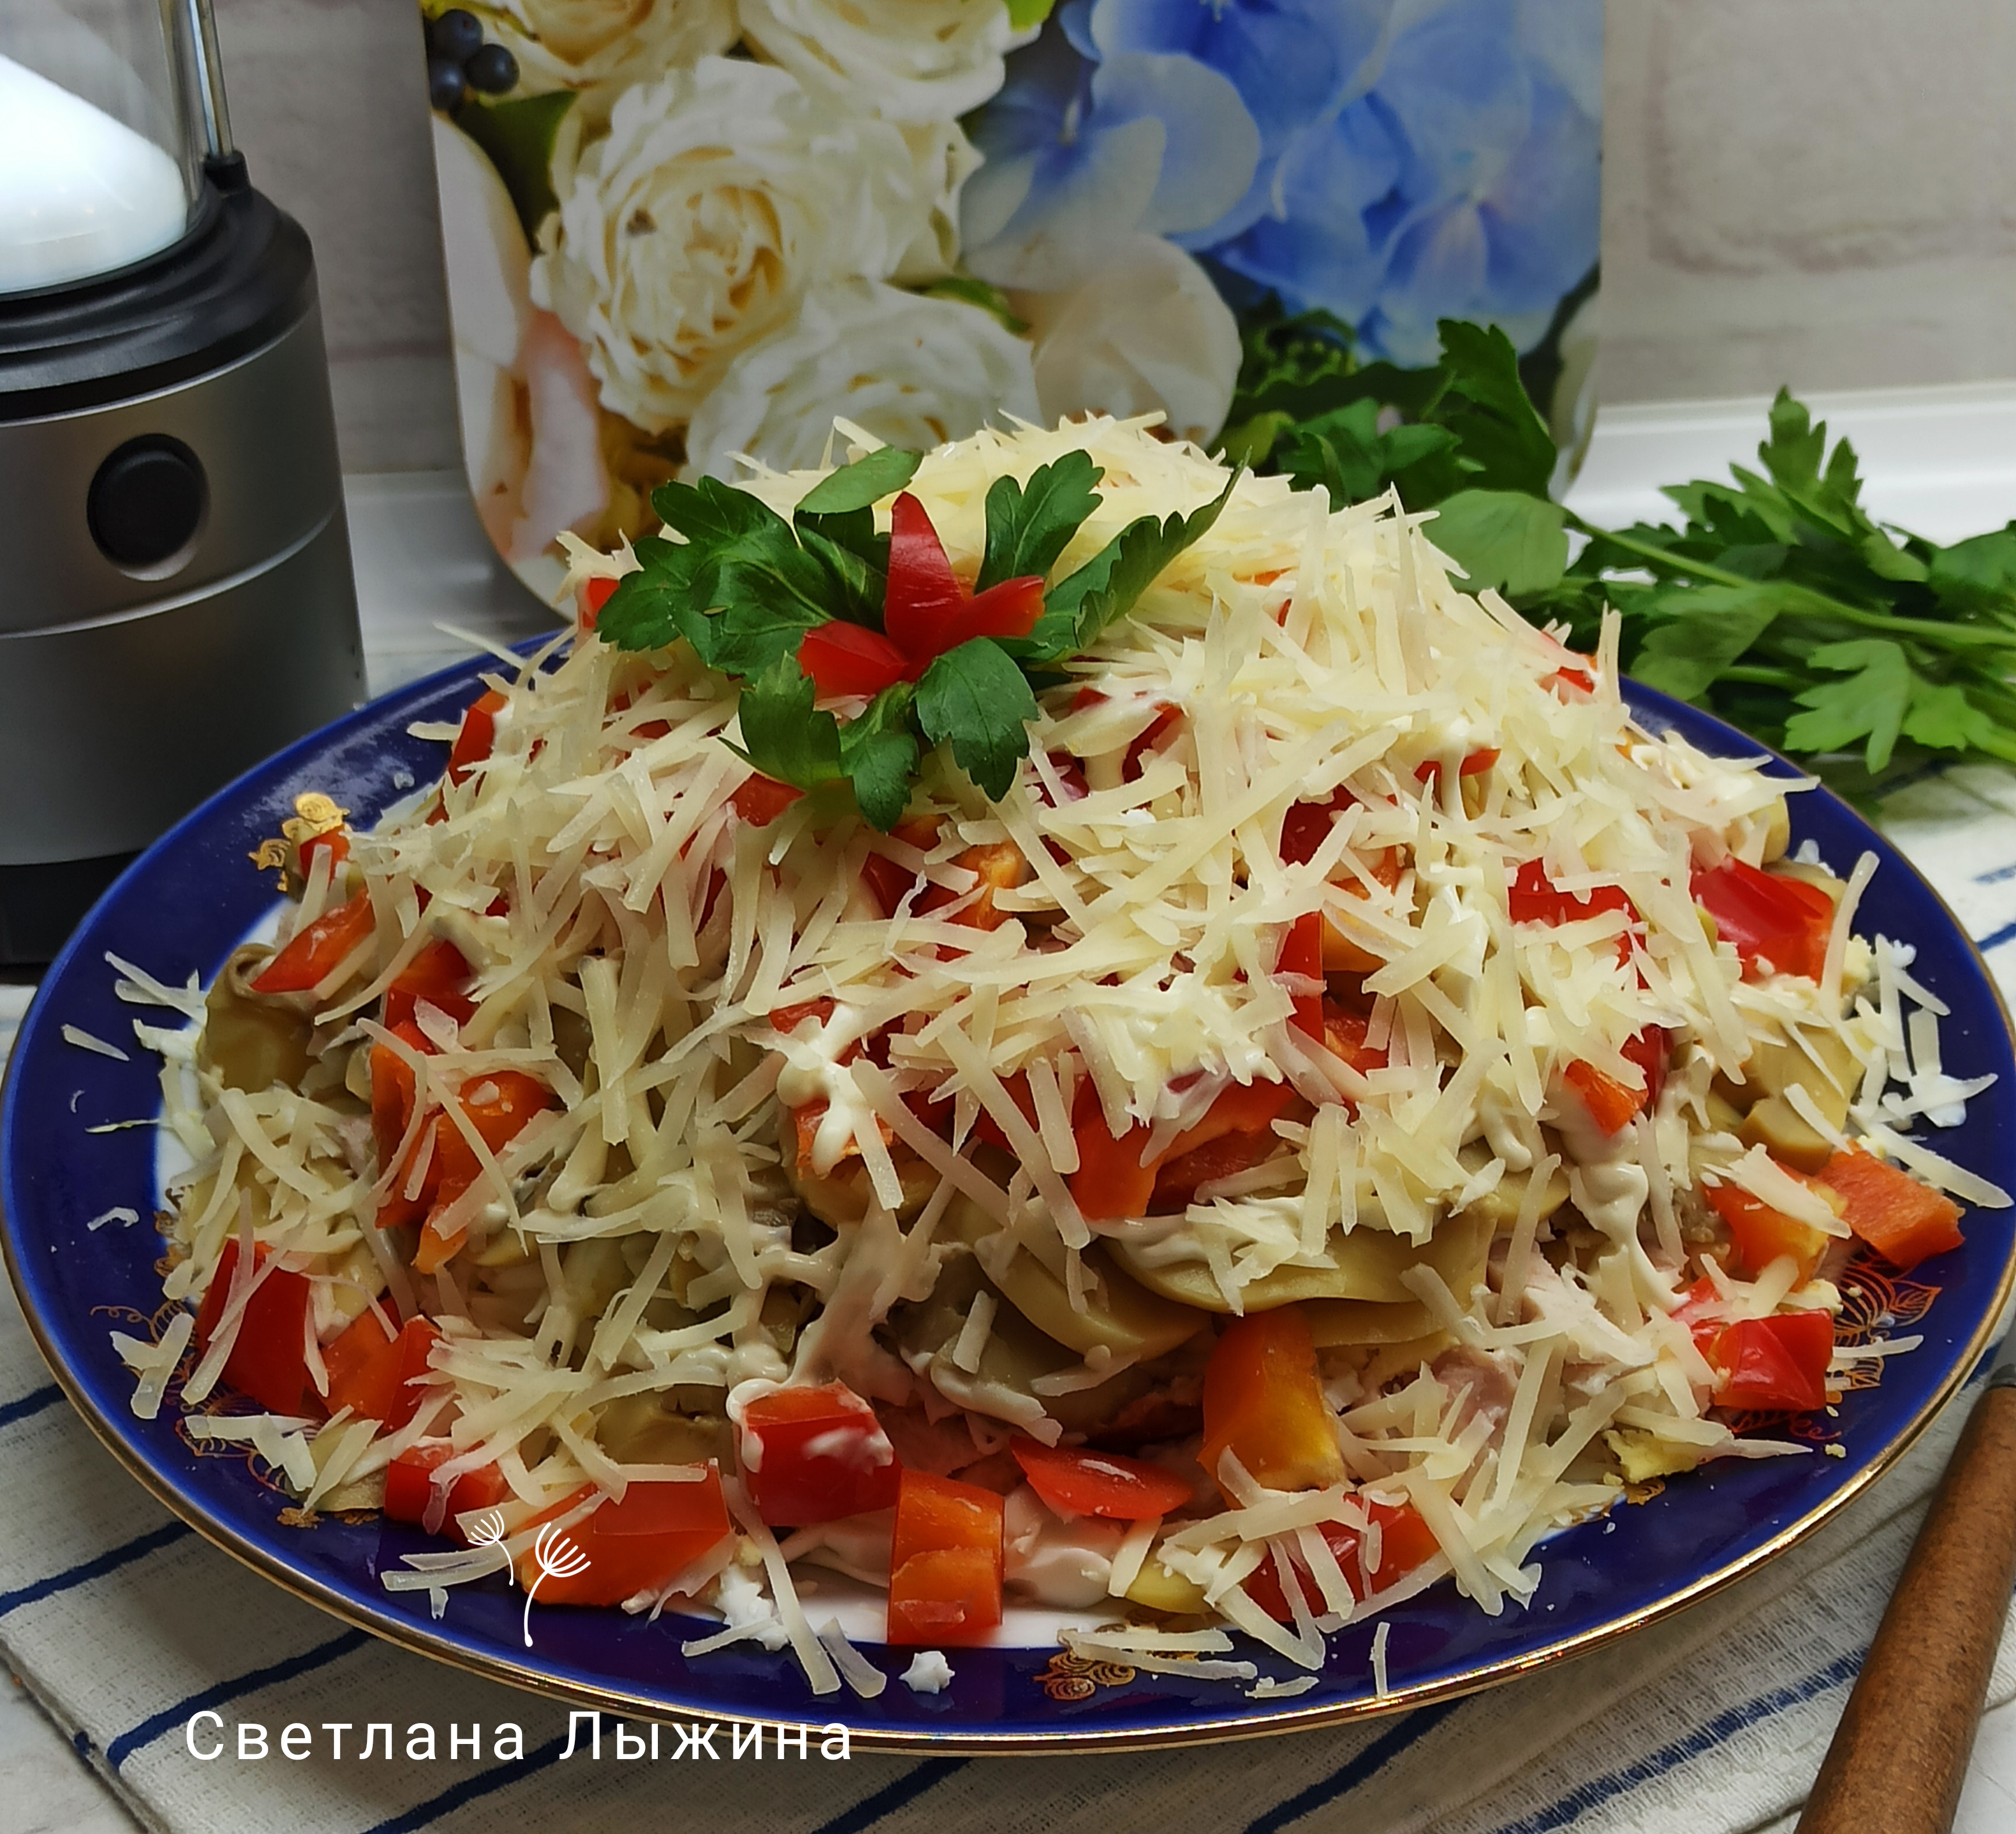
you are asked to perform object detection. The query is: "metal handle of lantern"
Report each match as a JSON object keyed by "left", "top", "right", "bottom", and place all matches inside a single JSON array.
[{"left": 178, "top": 0, "right": 235, "bottom": 164}]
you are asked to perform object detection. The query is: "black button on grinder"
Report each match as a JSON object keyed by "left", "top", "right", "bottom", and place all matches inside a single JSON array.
[{"left": 87, "top": 435, "right": 207, "bottom": 569}]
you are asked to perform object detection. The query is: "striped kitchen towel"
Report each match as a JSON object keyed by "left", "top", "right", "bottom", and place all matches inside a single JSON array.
[{"left": 7, "top": 759, "right": 2016, "bottom": 1833}]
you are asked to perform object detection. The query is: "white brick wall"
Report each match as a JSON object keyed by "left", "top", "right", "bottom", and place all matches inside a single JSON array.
[{"left": 207, "top": 0, "right": 2016, "bottom": 469}]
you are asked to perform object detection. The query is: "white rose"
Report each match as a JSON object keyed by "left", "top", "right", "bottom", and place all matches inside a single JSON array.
[
  {"left": 1010, "top": 235, "right": 1241, "bottom": 447},
  {"left": 738, "top": 0, "right": 1023, "bottom": 124},
  {"left": 532, "top": 60, "right": 951, "bottom": 432},
  {"left": 475, "top": 0, "right": 737, "bottom": 94},
  {"left": 683, "top": 279, "right": 1039, "bottom": 480}
]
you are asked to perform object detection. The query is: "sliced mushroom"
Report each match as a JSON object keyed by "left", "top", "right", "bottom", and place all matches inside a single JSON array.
[
  {"left": 199, "top": 946, "right": 312, "bottom": 1093},
  {"left": 1455, "top": 1146, "right": 1570, "bottom": 1232},
  {"left": 1737, "top": 1093, "right": 1835, "bottom": 1173}
]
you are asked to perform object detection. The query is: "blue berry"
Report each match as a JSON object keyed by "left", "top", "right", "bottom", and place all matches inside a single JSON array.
[
  {"left": 429, "top": 9, "right": 483, "bottom": 62},
  {"left": 427, "top": 55, "right": 466, "bottom": 112},
  {"left": 465, "top": 42, "right": 519, "bottom": 94}
]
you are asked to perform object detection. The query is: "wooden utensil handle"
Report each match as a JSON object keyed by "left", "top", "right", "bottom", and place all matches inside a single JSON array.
[{"left": 1797, "top": 1369, "right": 2016, "bottom": 1834}]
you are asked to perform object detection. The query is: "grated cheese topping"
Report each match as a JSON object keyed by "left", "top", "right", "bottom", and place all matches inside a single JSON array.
[{"left": 121, "top": 416, "right": 2010, "bottom": 1693}]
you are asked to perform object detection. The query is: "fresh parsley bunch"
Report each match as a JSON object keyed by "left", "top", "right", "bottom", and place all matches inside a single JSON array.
[
  {"left": 1223, "top": 307, "right": 2016, "bottom": 794},
  {"left": 595, "top": 445, "right": 1236, "bottom": 828}
]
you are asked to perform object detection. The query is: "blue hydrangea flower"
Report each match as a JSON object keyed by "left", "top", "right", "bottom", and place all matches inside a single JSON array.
[
  {"left": 1211, "top": 0, "right": 1601, "bottom": 363},
  {"left": 1074, "top": 0, "right": 1391, "bottom": 246},
  {"left": 960, "top": 26, "right": 1261, "bottom": 292}
]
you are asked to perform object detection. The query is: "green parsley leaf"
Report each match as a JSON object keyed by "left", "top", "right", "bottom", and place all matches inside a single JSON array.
[
  {"left": 1783, "top": 639, "right": 1913, "bottom": 771},
  {"left": 976, "top": 450, "right": 1104, "bottom": 591},
  {"left": 794, "top": 447, "right": 921, "bottom": 516},
  {"left": 915, "top": 639, "right": 1039, "bottom": 799},
  {"left": 1427, "top": 490, "right": 1568, "bottom": 596},
  {"left": 794, "top": 513, "right": 887, "bottom": 627},
  {"left": 1901, "top": 679, "right": 2005, "bottom": 754},
  {"left": 1031, "top": 469, "right": 1241, "bottom": 658},
  {"left": 1423, "top": 319, "right": 1558, "bottom": 499},
  {"left": 1928, "top": 524, "right": 2016, "bottom": 617},
  {"left": 594, "top": 536, "right": 710, "bottom": 657},
  {"left": 732, "top": 656, "right": 844, "bottom": 792},
  {"left": 838, "top": 684, "right": 921, "bottom": 830}
]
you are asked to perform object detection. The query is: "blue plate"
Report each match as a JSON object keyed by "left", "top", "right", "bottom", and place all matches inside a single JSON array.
[{"left": 5, "top": 654, "right": 2014, "bottom": 1752}]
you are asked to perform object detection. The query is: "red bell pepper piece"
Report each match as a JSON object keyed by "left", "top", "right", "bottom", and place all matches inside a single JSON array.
[
  {"left": 382, "top": 938, "right": 476, "bottom": 1031},
  {"left": 448, "top": 689, "right": 507, "bottom": 787},
  {"left": 1010, "top": 1440, "right": 1193, "bottom": 1520},
  {"left": 298, "top": 829, "right": 348, "bottom": 878},
  {"left": 1692, "top": 858, "right": 1835, "bottom": 981},
  {"left": 919, "top": 841, "right": 1028, "bottom": 930},
  {"left": 739, "top": 1382, "right": 902, "bottom": 1527},
  {"left": 1244, "top": 1497, "right": 1439, "bottom": 1620},
  {"left": 1507, "top": 858, "right": 1633, "bottom": 927},
  {"left": 1279, "top": 911, "right": 1325, "bottom": 1039},
  {"left": 1414, "top": 747, "right": 1500, "bottom": 786},
  {"left": 728, "top": 774, "right": 803, "bottom": 827},
  {"left": 1704, "top": 1173, "right": 1832, "bottom": 1284},
  {"left": 1813, "top": 1145, "right": 1964, "bottom": 1271},
  {"left": 514, "top": 1470, "right": 733, "bottom": 1605},
  {"left": 1200, "top": 1305, "right": 1346, "bottom": 1494},
  {"left": 1708, "top": 1310, "right": 1834, "bottom": 1413},
  {"left": 1279, "top": 788, "right": 1358, "bottom": 866},
  {"left": 576, "top": 574, "right": 619, "bottom": 631},
  {"left": 251, "top": 890, "right": 375, "bottom": 994},
  {"left": 1563, "top": 1059, "right": 1648, "bottom": 1135},
  {"left": 884, "top": 492, "right": 967, "bottom": 656},
  {"left": 413, "top": 1070, "right": 557, "bottom": 1273},
  {"left": 1319, "top": 1001, "right": 1388, "bottom": 1083},
  {"left": 370, "top": 1020, "right": 434, "bottom": 1227},
  {"left": 1122, "top": 706, "right": 1183, "bottom": 783},
  {"left": 193, "top": 1239, "right": 321, "bottom": 1417},
  {"left": 323, "top": 1314, "right": 441, "bottom": 1429},
  {"left": 799, "top": 620, "right": 910, "bottom": 700},
  {"left": 887, "top": 1471, "right": 1004, "bottom": 1645},
  {"left": 1068, "top": 1080, "right": 1158, "bottom": 1221},
  {"left": 384, "top": 1442, "right": 512, "bottom": 1538}
]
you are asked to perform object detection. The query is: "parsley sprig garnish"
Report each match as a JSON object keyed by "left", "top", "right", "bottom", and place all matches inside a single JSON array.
[
  {"left": 596, "top": 447, "right": 1237, "bottom": 827},
  {"left": 1223, "top": 310, "right": 2016, "bottom": 794}
]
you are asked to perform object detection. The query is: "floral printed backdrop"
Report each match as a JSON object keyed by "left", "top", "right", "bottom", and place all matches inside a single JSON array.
[{"left": 423, "top": 0, "right": 1601, "bottom": 595}]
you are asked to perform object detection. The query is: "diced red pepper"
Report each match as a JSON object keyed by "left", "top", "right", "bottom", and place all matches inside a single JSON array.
[
  {"left": 887, "top": 1471, "right": 1003, "bottom": 1646},
  {"left": 1563, "top": 1059, "right": 1649, "bottom": 1135},
  {"left": 1693, "top": 858, "right": 1835, "bottom": 981},
  {"left": 1319, "top": 1001, "right": 1388, "bottom": 1083},
  {"left": 370, "top": 1020, "right": 433, "bottom": 1226},
  {"left": 413, "top": 1070, "right": 557, "bottom": 1273},
  {"left": 884, "top": 492, "right": 967, "bottom": 655},
  {"left": 448, "top": 689, "right": 507, "bottom": 788},
  {"left": 919, "top": 840, "right": 1028, "bottom": 931},
  {"left": 1507, "top": 858, "right": 1634, "bottom": 928},
  {"left": 323, "top": 1314, "right": 441, "bottom": 1429},
  {"left": 251, "top": 890, "right": 375, "bottom": 994},
  {"left": 193, "top": 1239, "right": 320, "bottom": 1418},
  {"left": 1708, "top": 1310, "right": 1834, "bottom": 1413},
  {"left": 1244, "top": 1497, "right": 1439, "bottom": 1620},
  {"left": 576, "top": 574, "right": 618, "bottom": 632},
  {"left": 1280, "top": 789, "right": 1358, "bottom": 868},
  {"left": 740, "top": 1382, "right": 902, "bottom": 1527},
  {"left": 514, "top": 1470, "right": 733, "bottom": 1605},
  {"left": 1279, "top": 911, "right": 1325, "bottom": 1040},
  {"left": 1200, "top": 1305, "right": 1345, "bottom": 1494},
  {"left": 1704, "top": 1173, "right": 1832, "bottom": 1284},
  {"left": 384, "top": 1442, "right": 511, "bottom": 1538},
  {"left": 728, "top": 774, "right": 803, "bottom": 827},
  {"left": 1550, "top": 664, "right": 1596, "bottom": 697},
  {"left": 1068, "top": 1080, "right": 1158, "bottom": 1221},
  {"left": 1813, "top": 1145, "right": 1964, "bottom": 1271},
  {"left": 1010, "top": 1440, "right": 1193, "bottom": 1520},
  {"left": 382, "top": 938, "right": 476, "bottom": 1031},
  {"left": 771, "top": 996, "right": 837, "bottom": 1035},
  {"left": 1123, "top": 707, "right": 1183, "bottom": 783},
  {"left": 298, "top": 829, "right": 349, "bottom": 877},
  {"left": 1414, "top": 747, "right": 1500, "bottom": 786},
  {"left": 799, "top": 620, "right": 910, "bottom": 700}
]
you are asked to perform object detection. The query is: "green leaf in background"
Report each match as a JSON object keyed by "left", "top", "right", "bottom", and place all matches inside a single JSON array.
[
  {"left": 1625, "top": 585, "right": 1785, "bottom": 703},
  {"left": 1783, "top": 639, "right": 1913, "bottom": 771},
  {"left": 1005, "top": 0, "right": 1057, "bottom": 27},
  {"left": 838, "top": 684, "right": 921, "bottom": 830},
  {"left": 795, "top": 447, "right": 921, "bottom": 516},
  {"left": 977, "top": 451, "right": 1104, "bottom": 591},
  {"left": 1424, "top": 320, "right": 1558, "bottom": 499},
  {"left": 1276, "top": 400, "right": 1461, "bottom": 506},
  {"left": 733, "top": 657, "right": 844, "bottom": 793},
  {"left": 1928, "top": 524, "right": 2016, "bottom": 617},
  {"left": 1424, "top": 490, "right": 1568, "bottom": 597},
  {"left": 453, "top": 92, "right": 575, "bottom": 242},
  {"left": 916, "top": 639, "right": 1040, "bottom": 799},
  {"left": 921, "top": 275, "right": 1028, "bottom": 336},
  {"left": 1901, "top": 679, "right": 2004, "bottom": 755}
]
